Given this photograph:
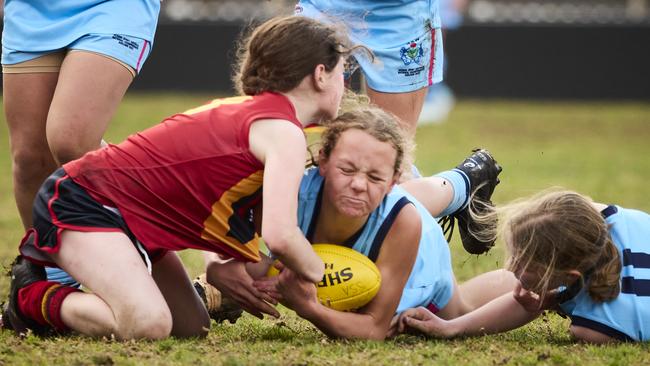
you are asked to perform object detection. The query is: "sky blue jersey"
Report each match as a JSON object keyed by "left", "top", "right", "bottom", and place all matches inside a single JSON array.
[
  {"left": 559, "top": 205, "right": 650, "bottom": 342},
  {"left": 297, "top": 168, "right": 454, "bottom": 313}
]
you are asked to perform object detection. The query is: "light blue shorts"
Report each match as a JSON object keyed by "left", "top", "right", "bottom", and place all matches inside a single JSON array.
[
  {"left": 296, "top": 0, "right": 444, "bottom": 93},
  {"left": 1, "top": 0, "right": 159, "bottom": 74},
  {"left": 2, "top": 33, "right": 152, "bottom": 75}
]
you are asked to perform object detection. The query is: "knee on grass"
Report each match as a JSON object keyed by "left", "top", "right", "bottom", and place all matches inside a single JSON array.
[{"left": 115, "top": 307, "right": 173, "bottom": 340}]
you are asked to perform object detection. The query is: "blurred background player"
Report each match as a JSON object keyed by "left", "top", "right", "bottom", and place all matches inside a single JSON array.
[
  {"left": 418, "top": 0, "right": 468, "bottom": 125},
  {"left": 295, "top": 0, "right": 444, "bottom": 147},
  {"left": 2, "top": 0, "right": 161, "bottom": 230}
]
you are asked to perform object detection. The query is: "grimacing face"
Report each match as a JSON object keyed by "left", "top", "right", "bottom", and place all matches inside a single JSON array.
[{"left": 319, "top": 128, "right": 399, "bottom": 218}]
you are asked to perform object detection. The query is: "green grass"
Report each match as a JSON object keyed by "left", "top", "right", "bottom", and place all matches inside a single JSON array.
[{"left": 0, "top": 94, "right": 649, "bottom": 365}]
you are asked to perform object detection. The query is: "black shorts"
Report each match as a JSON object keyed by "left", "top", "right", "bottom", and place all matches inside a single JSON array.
[{"left": 19, "top": 168, "right": 159, "bottom": 268}]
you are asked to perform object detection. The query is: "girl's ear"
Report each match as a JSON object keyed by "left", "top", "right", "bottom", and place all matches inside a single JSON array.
[
  {"left": 312, "top": 64, "right": 327, "bottom": 91},
  {"left": 389, "top": 171, "right": 401, "bottom": 189}
]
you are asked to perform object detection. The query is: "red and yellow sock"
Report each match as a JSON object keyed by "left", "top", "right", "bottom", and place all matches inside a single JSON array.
[{"left": 17, "top": 280, "right": 80, "bottom": 333}]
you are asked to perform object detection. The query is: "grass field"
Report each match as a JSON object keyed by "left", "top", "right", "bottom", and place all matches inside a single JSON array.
[{"left": 0, "top": 94, "right": 649, "bottom": 365}]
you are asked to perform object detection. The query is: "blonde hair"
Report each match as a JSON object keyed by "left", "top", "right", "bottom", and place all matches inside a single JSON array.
[
  {"left": 319, "top": 104, "right": 411, "bottom": 174},
  {"left": 233, "top": 16, "right": 368, "bottom": 96},
  {"left": 477, "top": 189, "right": 621, "bottom": 303}
]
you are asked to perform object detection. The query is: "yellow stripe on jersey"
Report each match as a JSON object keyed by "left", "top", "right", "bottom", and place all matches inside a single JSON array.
[
  {"left": 304, "top": 126, "right": 325, "bottom": 134},
  {"left": 201, "top": 170, "right": 264, "bottom": 262},
  {"left": 182, "top": 96, "right": 253, "bottom": 116}
]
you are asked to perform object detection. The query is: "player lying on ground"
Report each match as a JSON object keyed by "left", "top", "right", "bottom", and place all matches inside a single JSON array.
[
  {"left": 203, "top": 105, "right": 518, "bottom": 340},
  {"left": 0, "top": 16, "right": 363, "bottom": 340},
  {"left": 392, "top": 189, "right": 650, "bottom": 343}
]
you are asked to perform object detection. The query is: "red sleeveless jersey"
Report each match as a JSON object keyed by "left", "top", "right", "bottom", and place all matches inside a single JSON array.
[{"left": 64, "top": 92, "right": 301, "bottom": 262}]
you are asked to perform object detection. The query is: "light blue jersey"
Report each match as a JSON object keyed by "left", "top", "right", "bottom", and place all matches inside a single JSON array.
[
  {"left": 559, "top": 205, "right": 650, "bottom": 342},
  {"left": 296, "top": 0, "right": 444, "bottom": 93},
  {"left": 2, "top": 0, "right": 160, "bottom": 68},
  {"left": 298, "top": 168, "right": 454, "bottom": 313}
]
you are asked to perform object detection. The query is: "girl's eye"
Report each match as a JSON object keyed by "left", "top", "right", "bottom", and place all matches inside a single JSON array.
[
  {"left": 340, "top": 167, "right": 354, "bottom": 174},
  {"left": 368, "top": 175, "right": 384, "bottom": 183}
]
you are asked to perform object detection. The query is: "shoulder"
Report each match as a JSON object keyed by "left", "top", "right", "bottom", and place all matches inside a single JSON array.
[
  {"left": 248, "top": 92, "right": 300, "bottom": 126},
  {"left": 387, "top": 202, "right": 422, "bottom": 243}
]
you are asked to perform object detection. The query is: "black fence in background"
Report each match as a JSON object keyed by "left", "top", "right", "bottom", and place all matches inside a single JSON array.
[
  {"left": 0, "top": 21, "right": 645, "bottom": 99},
  {"left": 131, "top": 22, "right": 650, "bottom": 100},
  {"left": 443, "top": 25, "right": 650, "bottom": 100}
]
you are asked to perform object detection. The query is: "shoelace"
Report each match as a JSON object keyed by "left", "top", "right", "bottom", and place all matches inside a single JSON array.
[{"left": 437, "top": 215, "right": 456, "bottom": 243}]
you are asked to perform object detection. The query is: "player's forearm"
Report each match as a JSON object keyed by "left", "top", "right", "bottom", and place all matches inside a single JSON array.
[
  {"left": 299, "top": 303, "right": 387, "bottom": 340},
  {"left": 447, "top": 293, "right": 540, "bottom": 337},
  {"left": 265, "top": 226, "right": 324, "bottom": 283},
  {"left": 203, "top": 251, "right": 233, "bottom": 266}
]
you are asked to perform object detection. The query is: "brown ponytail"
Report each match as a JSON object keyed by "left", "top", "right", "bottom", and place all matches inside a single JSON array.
[{"left": 588, "top": 236, "right": 622, "bottom": 302}]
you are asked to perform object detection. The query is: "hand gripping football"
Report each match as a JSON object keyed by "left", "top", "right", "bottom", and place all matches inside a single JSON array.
[{"left": 268, "top": 244, "right": 382, "bottom": 311}]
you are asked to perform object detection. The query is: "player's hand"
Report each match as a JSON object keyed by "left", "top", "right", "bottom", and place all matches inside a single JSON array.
[
  {"left": 386, "top": 313, "right": 402, "bottom": 338},
  {"left": 253, "top": 276, "right": 282, "bottom": 303},
  {"left": 275, "top": 266, "right": 319, "bottom": 316},
  {"left": 206, "top": 260, "right": 280, "bottom": 319},
  {"left": 253, "top": 261, "right": 283, "bottom": 302},
  {"left": 512, "top": 281, "right": 557, "bottom": 313},
  {"left": 395, "top": 307, "right": 455, "bottom": 338}
]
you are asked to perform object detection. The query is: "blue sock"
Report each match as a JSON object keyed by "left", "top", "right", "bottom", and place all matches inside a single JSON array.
[
  {"left": 434, "top": 169, "right": 470, "bottom": 218},
  {"left": 45, "top": 267, "right": 80, "bottom": 288}
]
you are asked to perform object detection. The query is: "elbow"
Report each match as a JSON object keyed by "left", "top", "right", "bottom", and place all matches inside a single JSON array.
[
  {"left": 366, "top": 331, "right": 387, "bottom": 341},
  {"left": 569, "top": 325, "right": 618, "bottom": 344},
  {"left": 262, "top": 227, "right": 292, "bottom": 257},
  {"left": 356, "top": 317, "right": 389, "bottom": 341},
  {"left": 326, "top": 327, "right": 386, "bottom": 341}
]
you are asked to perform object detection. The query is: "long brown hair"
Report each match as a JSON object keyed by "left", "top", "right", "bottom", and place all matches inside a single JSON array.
[
  {"left": 233, "top": 16, "right": 367, "bottom": 96},
  {"left": 476, "top": 189, "right": 621, "bottom": 302}
]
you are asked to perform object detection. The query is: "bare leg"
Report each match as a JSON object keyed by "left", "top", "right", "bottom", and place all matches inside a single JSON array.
[
  {"left": 46, "top": 51, "right": 133, "bottom": 164},
  {"left": 3, "top": 73, "right": 59, "bottom": 228},
  {"left": 152, "top": 251, "right": 210, "bottom": 338},
  {"left": 53, "top": 231, "right": 172, "bottom": 339},
  {"left": 400, "top": 176, "right": 453, "bottom": 217},
  {"left": 437, "top": 270, "right": 518, "bottom": 320},
  {"left": 366, "top": 86, "right": 427, "bottom": 140}
]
